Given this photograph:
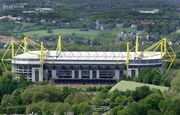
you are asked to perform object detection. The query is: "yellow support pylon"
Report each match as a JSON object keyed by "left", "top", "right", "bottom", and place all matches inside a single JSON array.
[
  {"left": 135, "top": 33, "right": 139, "bottom": 53},
  {"left": 11, "top": 38, "right": 15, "bottom": 58},
  {"left": 39, "top": 42, "right": 44, "bottom": 82},
  {"left": 1, "top": 37, "right": 49, "bottom": 72},
  {"left": 165, "top": 40, "right": 176, "bottom": 75},
  {"left": 126, "top": 42, "right": 130, "bottom": 78},
  {"left": 23, "top": 37, "right": 27, "bottom": 53},
  {"left": 160, "top": 40, "right": 163, "bottom": 58},
  {"left": 126, "top": 42, "right": 130, "bottom": 65},
  {"left": 164, "top": 38, "right": 167, "bottom": 53},
  {"left": 40, "top": 42, "right": 44, "bottom": 65},
  {"left": 141, "top": 37, "right": 176, "bottom": 76},
  {"left": 56, "top": 35, "right": 62, "bottom": 52},
  {"left": 1, "top": 38, "right": 15, "bottom": 71}
]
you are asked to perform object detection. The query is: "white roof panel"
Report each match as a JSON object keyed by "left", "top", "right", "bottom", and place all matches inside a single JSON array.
[{"left": 14, "top": 51, "right": 164, "bottom": 61}]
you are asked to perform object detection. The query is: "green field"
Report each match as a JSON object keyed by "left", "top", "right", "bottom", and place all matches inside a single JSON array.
[
  {"left": 23, "top": 29, "right": 101, "bottom": 38},
  {"left": 21, "top": 28, "right": 136, "bottom": 39},
  {"left": 109, "top": 80, "right": 169, "bottom": 92}
]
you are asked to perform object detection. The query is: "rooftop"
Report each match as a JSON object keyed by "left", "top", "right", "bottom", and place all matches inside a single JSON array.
[
  {"left": 109, "top": 80, "right": 169, "bottom": 92},
  {"left": 14, "top": 51, "right": 164, "bottom": 61}
]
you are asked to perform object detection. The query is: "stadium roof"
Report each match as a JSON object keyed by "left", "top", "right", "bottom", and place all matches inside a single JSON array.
[{"left": 14, "top": 51, "right": 164, "bottom": 61}]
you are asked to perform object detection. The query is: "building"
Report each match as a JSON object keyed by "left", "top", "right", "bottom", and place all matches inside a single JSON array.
[
  {"left": 22, "top": 11, "right": 36, "bottom": 14},
  {"left": 2, "top": 3, "right": 27, "bottom": 10},
  {"left": 2, "top": 4, "right": 14, "bottom": 10},
  {"left": 2, "top": 36, "right": 175, "bottom": 84},
  {"left": 0, "top": 36, "right": 11, "bottom": 45},
  {"left": 0, "top": 15, "right": 19, "bottom": 21},
  {"left": 35, "top": 8, "right": 54, "bottom": 13},
  {"left": 139, "top": 9, "right": 159, "bottom": 14},
  {"left": 12, "top": 51, "right": 165, "bottom": 84},
  {"left": 13, "top": 3, "right": 25, "bottom": 9}
]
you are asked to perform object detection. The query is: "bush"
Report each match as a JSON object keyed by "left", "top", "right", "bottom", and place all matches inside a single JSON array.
[
  {"left": 47, "top": 29, "right": 53, "bottom": 33},
  {"left": 0, "top": 106, "right": 25, "bottom": 114},
  {"left": 132, "top": 77, "right": 140, "bottom": 82},
  {"left": 162, "top": 77, "right": 172, "bottom": 87}
]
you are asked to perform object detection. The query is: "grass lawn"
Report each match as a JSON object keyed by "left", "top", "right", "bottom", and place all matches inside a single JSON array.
[
  {"left": 23, "top": 29, "right": 101, "bottom": 39},
  {"left": 21, "top": 28, "right": 136, "bottom": 39},
  {"left": 109, "top": 80, "right": 169, "bottom": 93}
]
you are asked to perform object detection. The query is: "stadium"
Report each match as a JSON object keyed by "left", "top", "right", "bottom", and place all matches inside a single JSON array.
[{"left": 1, "top": 35, "right": 176, "bottom": 84}]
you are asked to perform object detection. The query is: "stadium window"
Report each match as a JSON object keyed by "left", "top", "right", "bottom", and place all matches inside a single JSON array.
[
  {"left": 93, "top": 70, "right": 97, "bottom": 78},
  {"left": 131, "top": 70, "right": 136, "bottom": 77}
]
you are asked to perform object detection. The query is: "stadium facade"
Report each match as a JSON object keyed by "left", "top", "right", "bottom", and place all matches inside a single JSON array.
[
  {"left": 2, "top": 35, "right": 176, "bottom": 84},
  {"left": 11, "top": 51, "right": 164, "bottom": 84}
]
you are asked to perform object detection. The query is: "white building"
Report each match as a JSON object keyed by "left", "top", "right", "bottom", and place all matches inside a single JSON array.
[
  {"left": 35, "top": 8, "right": 54, "bottom": 13},
  {"left": 139, "top": 9, "right": 159, "bottom": 14}
]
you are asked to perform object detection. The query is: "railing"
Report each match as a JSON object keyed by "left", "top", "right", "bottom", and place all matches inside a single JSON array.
[{"left": 129, "top": 59, "right": 161, "bottom": 64}]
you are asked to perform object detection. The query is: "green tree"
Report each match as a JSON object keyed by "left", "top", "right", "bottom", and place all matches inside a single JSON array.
[
  {"left": 91, "top": 94, "right": 104, "bottom": 108},
  {"left": 26, "top": 103, "right": 42, "bottom": 114},
  {"left": 159, "top": 92, "right": 180, "bottom": 115},
  {"left": 72, "top": 102, "right": 92, "bottom": 114},
  {"left": 114, "top": 96, "right": 128, "bottom": 106},
  {"left": 41, "top": 102, "right": 54, "bottom": 115},
  {"left": 1, "top": 94, "right": 16, "bottom": 107},
  {"left": 162, "top": 77, "right": 172, "bottom": 87},
  {"left": 0, "top": 64, "right": 3, "bottom": 76},
  {"left": 152, "top": 75, "right": 161, "bottom": 85},
  {"left": 17, "top": 74, "right": 32, "bottom": 89},
  {"left": 132, "top": 86, "right": 150, "bottom": 101},
  {"left": 0, "top": 71, "right": 18, "bottom": 101},
  {"left": 147, "top": 110, "right": 161, "bottom": 115},
  {"left": 171, "top": 75, "right": 180, "bottom": 93},
  {"left": 54, "top": 103, "right": 71, "bottom": 115},
  {"left": 139, "top": 68, "right": 163, "bottom": 85},
  {"left": 21, "top": 85, "right": 61, "bottom": 104},
  {"left": 65, "top": 93, "right": 91, "bottom": 104},
  {"left": 117, "top": 102, "right": 143, "bottom": 115},
  {"left": 140, "top": 93, "right": 163, "bottom": 111},
  {"left": 111, "top": 105, "right": 124, "bottom": 115},
  {"left": 1, "top": 90, "right": 22, "bottom": 107},
  {"left": 59, "top": 87, "right": 76, "bottom": 102},
  {"left": 118, "top": 93, "right": 163, "bottom": 115}
]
